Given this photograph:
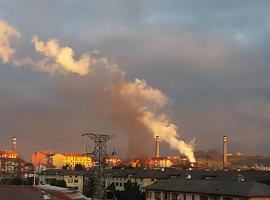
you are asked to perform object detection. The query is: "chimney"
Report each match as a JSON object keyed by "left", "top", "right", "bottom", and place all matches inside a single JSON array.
[
  {"left": 155, "top": 136, "right": 160, "bottom": 158},
  {"left": 12, "top": 136, "right": 16, "bottom": 152},
  {"left": 223, "top": 135, "right": 227, "bottom": 169}
]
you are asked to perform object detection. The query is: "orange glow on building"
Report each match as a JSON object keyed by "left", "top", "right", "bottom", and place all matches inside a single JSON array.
[
  {"left": 0, "top": 150, "right": 18, "bottom": 159},
  {"left": 107, "top": 156, "right": 122, "bottom": 167},
  {"left": 32, "top": 151, "right": 55, "bottom": 167}
]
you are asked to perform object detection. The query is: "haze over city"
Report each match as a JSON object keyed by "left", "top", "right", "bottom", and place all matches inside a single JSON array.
[{"left": 1, "top": 0, "right": 270, "bottom": 162}]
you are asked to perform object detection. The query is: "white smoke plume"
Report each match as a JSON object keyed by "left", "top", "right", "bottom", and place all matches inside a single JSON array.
[
  {"left": 0, "top": 20, "right": 20, "bottom": 63},
  {"left": 31, "top": 36, "right": 91, "bottom": 75},
  {"left": 139, "top": 110, "right": 196, "bottom": 162},
  {"left": 119, "top": 79, "right": 168, "bottom": 108},
  {"left": 119, "top": 79, "right": 196, "bottom": 162}
]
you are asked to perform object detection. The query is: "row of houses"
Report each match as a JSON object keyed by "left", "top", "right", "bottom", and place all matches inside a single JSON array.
[
  {"left": 32, "top": 151, "right": 121, "bottom": 170},
  {"left": 35, "top": 168, "right": 270, "bottom": 198}
]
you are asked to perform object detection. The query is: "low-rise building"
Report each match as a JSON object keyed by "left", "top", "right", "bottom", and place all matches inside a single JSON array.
[
  {"left": 0, "top": 157, "right": 26, "bottom": 183},
  {"left": 38, "top": 169, "right": 84, "bottom": 193},
  {"left": 105, "top": 168, "right": 175, "bottom": 191},
  {"left": 52, "top": 153, "right": 92, "bottom": 169},
  {"left": 32, "top": 151, "right": 55, "bottom": 166},
  {"left": 0, "top": 150, "right": 18, "bottom": 159},
  {"left": 144, "top": 179, "right": 270, "bottom": 200}
]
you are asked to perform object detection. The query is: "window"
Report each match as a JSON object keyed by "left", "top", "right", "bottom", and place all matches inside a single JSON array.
[
  {"left": 74, "top": 179, "right": 78, "bottom": 183},
  {"left": 116, "top": 182, "right": 119, "bottom": 186},
  {"left": 184, "top": 194, "right": 186, "bottom": 200},
  {"left": 192, "top": 195, "right": 195, "bottom": 200},
  {"left": 120, "top": 182, "right": 122, "bottom": 186},
  {"left": 147, "top": 191, "right": 152, "bottom": 198},
  {"left": 200, "top": 195, "right": 209, "bottom": 200},
  {"left": 154, "top": 191, "right": 161, "bottom": 200},
  {"left": 68, "top": 179, "right": 73, "bottom": 183},
  {"left": 163, "top": 192, "right": 169, "bottom": 200},
  {"left": 151, "top": 178, "right": 155, "bottom": 182},
  {"left": 172, "top": 193, "right": 180, "bottom": 200}
]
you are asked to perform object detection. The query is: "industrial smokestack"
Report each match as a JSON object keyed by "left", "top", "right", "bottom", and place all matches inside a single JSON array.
[
  {"left": 155, "top": 136, "right": 160, "bottom": 158},
  {"left": 223, "top": 135, "right": 227, "bottom": 169},
  {"left": 12, "top": 136, "right": 16, "bottom": 151}
]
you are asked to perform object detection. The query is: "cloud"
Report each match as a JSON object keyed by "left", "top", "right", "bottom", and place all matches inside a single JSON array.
[
  {"left": 0, "top": 20, "right": 20, "bottom": 63},
  {"left": 31, "top": 36, "right": 91, "bottom": 75}
]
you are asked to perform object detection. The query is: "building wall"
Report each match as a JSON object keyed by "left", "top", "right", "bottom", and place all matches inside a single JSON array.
[
  {"left": 52, "top": 153, "right": 92, "bottom": 169},
  {"left": 64, "top": 175, "right": 84, "bottom": 193},
  {"left": 106, "top": 176, "right": 157, "bottom": 191},
  {"left": 39, "top": 174, "right": 84, "bottom": 193},
  {"left": 32, "top": 152, "right": 54, "bottom": 166},
  {"left": 52, "top": 154, "right": 66, "bottom": 169}
]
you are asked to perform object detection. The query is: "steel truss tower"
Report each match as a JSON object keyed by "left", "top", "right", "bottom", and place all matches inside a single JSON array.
[{"left": 82, "top": 133, "right": 113, "bottom": 200}]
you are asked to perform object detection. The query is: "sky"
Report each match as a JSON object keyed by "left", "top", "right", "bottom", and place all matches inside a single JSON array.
[{"left": 1, "top": 0, "right": 270, "bottom": 161}]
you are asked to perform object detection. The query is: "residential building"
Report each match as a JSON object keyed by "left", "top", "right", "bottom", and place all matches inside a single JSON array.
[
  {"left": 105, "top": 168, "right": 270, "bottom": 192},
  {"left": 0, "top": 157, "right": 26, "bottom": 183},
  {"left": 105, "top": 168, "right": 174, "bottom": 191},
  {"left": 52, "top": 153, "right": 92, "bottom": 169},
  {"left": 32, "top": 151, "right": 55, "bottom": 167},
  {"left": 38, "top": 169, "right": 84, "bottom": 193},
  {"left": 144, "top": 179, "right": 270, "bottom": 200}
]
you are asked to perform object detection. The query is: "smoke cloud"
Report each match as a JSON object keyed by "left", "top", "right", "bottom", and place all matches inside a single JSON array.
[
  {"left": 119, "top": 79, "right": 195, "bottom": 162},
  {"left": 2, "top": 24, "right": 196, "bottom": 162},
  {"left": 0, "top": 20, "right": 20, "bottom": 63},
  {"left": 31, "top": 36, "right": 91, "bottom": 75}
]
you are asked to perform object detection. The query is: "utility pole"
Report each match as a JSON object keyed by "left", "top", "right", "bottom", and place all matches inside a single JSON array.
[{"left": 82, "top": 133, "right": 113, "bottom": 200}]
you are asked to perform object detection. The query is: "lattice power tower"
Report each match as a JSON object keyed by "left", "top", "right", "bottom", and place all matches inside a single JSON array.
[{"left": 82, "top": 133, "right": 113, "bottom": 200}]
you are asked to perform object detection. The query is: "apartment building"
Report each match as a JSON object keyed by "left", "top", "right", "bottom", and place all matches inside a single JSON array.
[
  {"left": 52, "top": 153, "right": 92, "bottom": 169},
  {"left": 38, "top": 169, "right": 84, "bottom": 193}
]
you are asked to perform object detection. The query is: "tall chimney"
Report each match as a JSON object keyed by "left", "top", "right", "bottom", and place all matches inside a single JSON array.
[
  {"left": 155, "top": 136, "right": 160, "bottom": 158},
  {"left": 12, "top": 136, "right": 16, "bottom": 151},
  {"left": 223, "top": 135, "right": 227, "bottom": 169}
]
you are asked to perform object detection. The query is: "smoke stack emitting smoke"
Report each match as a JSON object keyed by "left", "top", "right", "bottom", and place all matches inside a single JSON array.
[{"left": 0, "top": 20, "right": 196, "bottom": 163}]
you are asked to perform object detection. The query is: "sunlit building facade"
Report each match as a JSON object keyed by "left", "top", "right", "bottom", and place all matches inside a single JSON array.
[{"left": 52, "top": 153, "right": 92, "bottom": 169}]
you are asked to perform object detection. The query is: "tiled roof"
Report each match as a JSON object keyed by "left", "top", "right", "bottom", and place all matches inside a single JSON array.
[
  {"left": 144, "top": 179, "right": 270, "bottom": 197},
  {"left": 38, "top": 169, "right": 84, "bottom": 176}
]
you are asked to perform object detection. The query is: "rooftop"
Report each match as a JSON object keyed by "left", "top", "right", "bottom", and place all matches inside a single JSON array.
[
  {"left": 38, "top": 169, "right": 84, "bottom": 176},
  {"left": 144, "top": 179, "right": 270, "bottom": 197}
]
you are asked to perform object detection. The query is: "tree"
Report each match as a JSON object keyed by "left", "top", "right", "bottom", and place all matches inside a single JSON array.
[
  {"left": 74, "top": 163, "right": 84, "bottom": 171},
  {"left": 55, "top": 180, "right": 67, "bottom": 188},
  {"left": 120, "top": 180, "right": 144, "bottom": 200},
  {"left": 62, "top": 164, "right": 70, "bottom": 169},
  {"left": 10, "top": 178, "right": 23, "bottom": 185}
]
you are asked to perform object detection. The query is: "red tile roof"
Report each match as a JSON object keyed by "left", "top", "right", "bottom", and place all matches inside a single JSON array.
[{"left": 0, "top": 186, "right": 44, "bottom": 200}]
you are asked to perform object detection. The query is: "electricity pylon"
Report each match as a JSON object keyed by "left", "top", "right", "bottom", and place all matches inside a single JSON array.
[{"left": 82, "top": 133, "right": 113, "bottom": 200}]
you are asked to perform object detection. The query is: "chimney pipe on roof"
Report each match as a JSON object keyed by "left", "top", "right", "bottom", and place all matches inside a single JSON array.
[{"left": 155, "top": 136, "right": 160, "bottom": 158}]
